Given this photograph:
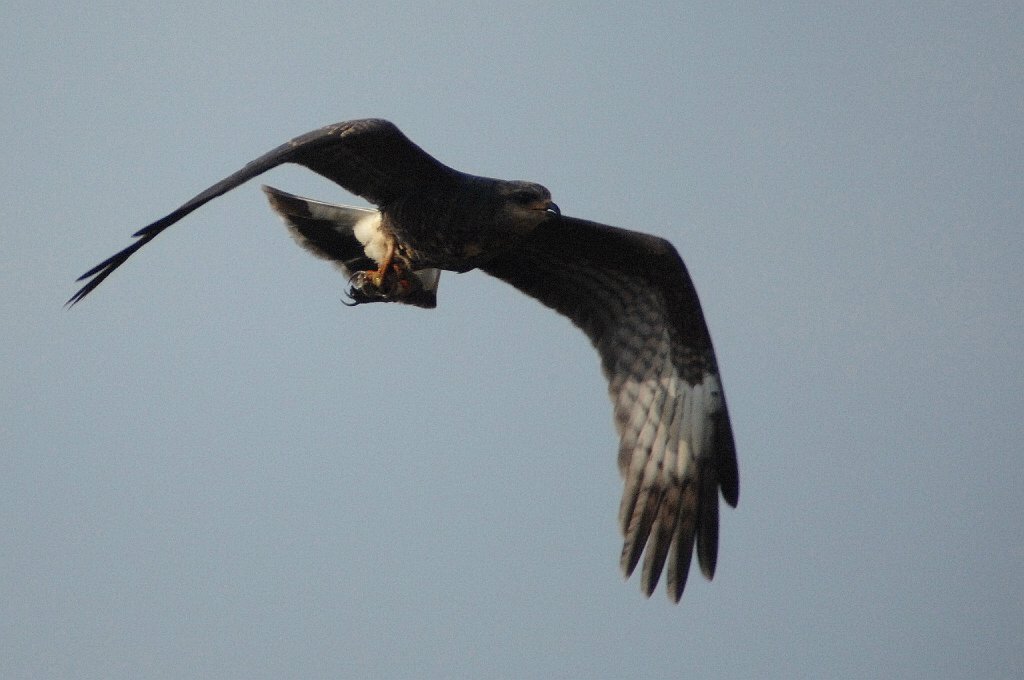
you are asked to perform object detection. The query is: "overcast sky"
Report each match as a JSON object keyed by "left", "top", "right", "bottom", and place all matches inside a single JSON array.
[{"left": 2, "top": 2, "right": 1022, "bottom": 678}]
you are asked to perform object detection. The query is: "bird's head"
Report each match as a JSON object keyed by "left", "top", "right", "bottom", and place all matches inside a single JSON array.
[{"left": 495, "top": 180, "right": 560, "bottom": 234}]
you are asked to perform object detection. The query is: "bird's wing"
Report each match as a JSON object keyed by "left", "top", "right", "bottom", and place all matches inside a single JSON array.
[
  {"left": 261, "top": 185, "right": 440, "bottom": 308},
  {"left": 68, "top": 119, "right": 455, "bottom": 305},
  {"left": 480, "top": 215, "right": 739, "bottom": 602}
]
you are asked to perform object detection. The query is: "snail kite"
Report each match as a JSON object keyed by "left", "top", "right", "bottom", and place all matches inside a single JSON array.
[{"left": 69, "top": 118, "right": 739, "bottom": 602}]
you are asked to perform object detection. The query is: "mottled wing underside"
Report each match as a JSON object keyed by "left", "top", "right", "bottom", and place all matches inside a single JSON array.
[{"left": 481, "top": 215, "right": 739, "bottom": 601}]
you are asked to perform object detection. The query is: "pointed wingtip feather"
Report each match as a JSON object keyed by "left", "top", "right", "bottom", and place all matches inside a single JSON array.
[
  {"left": 696, "top": 471, "right": 721, "bottom": 580},
  {"left": 67, "top": 234, "right": 154, "bottom": 306}
]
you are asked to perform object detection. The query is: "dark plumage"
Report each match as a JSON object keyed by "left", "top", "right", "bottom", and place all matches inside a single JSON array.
[{"left": 69, "top": 118, "right": 738, "bottom": 601}]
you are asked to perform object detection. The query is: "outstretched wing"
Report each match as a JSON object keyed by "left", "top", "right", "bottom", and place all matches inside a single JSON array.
[
  {"left": 261, "top": 185, "right": 441, "bottom": 308},
  {"left": 68, "top": 119, "right": 456, "bottom": 305},
  {"left": 480, "top": 215, "right": 739, "bottom": 602}
]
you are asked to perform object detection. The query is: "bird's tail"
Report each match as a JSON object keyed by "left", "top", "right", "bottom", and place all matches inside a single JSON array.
[{"left": 261, "top": 185, "right": 440, "bottom": 308}]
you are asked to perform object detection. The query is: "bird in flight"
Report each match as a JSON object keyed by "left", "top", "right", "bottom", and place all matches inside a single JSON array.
[{"left": 69, "top": 118, "right": 738, "bottom": 602}]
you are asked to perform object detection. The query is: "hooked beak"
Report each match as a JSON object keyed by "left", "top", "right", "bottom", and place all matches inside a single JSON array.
[{"left": 545, "top": 201, "right": 561, "bottom": 218}]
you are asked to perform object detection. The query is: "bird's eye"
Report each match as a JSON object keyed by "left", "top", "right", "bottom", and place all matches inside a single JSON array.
[{"left": 510, "top": 191, "right": 536, "bottom": 205}]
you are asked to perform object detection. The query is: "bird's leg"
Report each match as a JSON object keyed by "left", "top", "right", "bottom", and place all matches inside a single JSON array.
[{"left": 366, "top": 237, "right": 396, "bottom": 288}]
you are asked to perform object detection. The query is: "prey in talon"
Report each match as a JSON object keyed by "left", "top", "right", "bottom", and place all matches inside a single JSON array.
[{"left": 345, "top": 261, "right": 439, "bottom": 308}]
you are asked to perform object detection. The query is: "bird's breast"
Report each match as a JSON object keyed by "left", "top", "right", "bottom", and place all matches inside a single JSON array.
[{"left": 383, "top": 193, "right": 501, "bottom": 272}]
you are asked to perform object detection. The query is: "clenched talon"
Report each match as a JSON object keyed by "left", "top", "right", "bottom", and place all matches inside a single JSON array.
[{"left": 344, "top": 261, "right": 434, "bottom": 308}]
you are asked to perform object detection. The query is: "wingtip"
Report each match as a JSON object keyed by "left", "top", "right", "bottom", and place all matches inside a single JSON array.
[
  {"left": 65, "top": 272, "right": 103, "bottom": 307},
  {"left": 723, "top": 483, "right": 739, "bottom": 509},
  {"left": 65, "top": 282, "right": 95, "bottom": 308}
]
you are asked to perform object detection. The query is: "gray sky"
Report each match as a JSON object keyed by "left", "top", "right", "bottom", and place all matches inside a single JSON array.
[{"left": 3, "top": 2, "right": 1022, "bottom": 678}]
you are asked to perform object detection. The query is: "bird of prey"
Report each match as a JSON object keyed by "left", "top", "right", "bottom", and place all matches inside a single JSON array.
[{"left": 69, "top": 118, "right": 739, "bottom": 602}]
